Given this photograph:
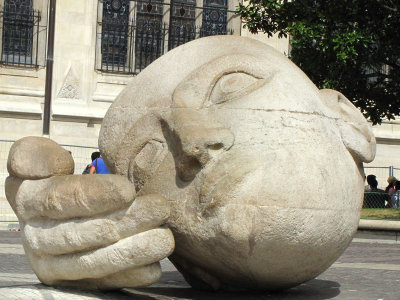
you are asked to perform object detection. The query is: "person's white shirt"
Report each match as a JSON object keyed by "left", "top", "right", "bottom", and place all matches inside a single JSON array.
[{"left": 391, "top": 190, "right": 400, "bottom": 208}]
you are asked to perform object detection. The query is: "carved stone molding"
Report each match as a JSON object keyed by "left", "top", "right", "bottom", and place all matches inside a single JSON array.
[{"left": 57, "top": 67, "right": 82, "bottom": 99}]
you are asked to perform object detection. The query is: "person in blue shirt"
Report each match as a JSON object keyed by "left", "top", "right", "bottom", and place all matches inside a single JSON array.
[{"left": 89, "top": 154, "right": 110, "bottom": 174}]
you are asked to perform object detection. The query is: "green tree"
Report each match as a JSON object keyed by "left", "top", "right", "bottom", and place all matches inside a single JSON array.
[{"left": 236, "top": 0, "right": 400, "bottom": 124}]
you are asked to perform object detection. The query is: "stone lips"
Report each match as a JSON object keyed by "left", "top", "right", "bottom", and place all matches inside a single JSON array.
[
  {"left": 7, "top": 136, "right": 74, "bottom": 179},
  {"left": 99, "top": 36, "right": 376, "bottom": 290}
]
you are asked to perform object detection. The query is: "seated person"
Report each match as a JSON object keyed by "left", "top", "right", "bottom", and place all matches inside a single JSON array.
[
  {"left": 364, "top": 178, "right": 387, "bottom": 208},
  {"left": 385, "top": 176, "right": 397, "bottom": 196},
  {"left": 89, "top": 154, "right": 110, "bottom": 174},
  {"left": 390, "top": 181, "right": 400, "bottom": 208},
  {"left": 365, "top": 174, "right": 376, "bottom": 192}
]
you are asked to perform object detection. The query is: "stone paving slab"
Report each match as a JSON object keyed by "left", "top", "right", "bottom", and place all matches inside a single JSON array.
[
  {"left": 0, "top": 232, "right": 399, "bottom": 299},
  {"left": 0, "top": 285, "right": 134, "bottom": 300}
]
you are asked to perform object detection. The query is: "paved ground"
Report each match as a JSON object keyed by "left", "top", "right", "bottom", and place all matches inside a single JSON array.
[{"left": 0, "top": 231, "right": 399, "bottom": 299}]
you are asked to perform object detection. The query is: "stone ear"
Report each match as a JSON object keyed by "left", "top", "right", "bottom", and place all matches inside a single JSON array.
[{"left": 320, "top": 89, "right": 376, "bottom": 163}]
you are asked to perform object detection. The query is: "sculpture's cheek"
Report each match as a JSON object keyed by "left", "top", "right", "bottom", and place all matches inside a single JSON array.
[
  {"left": 199, "top": 138, "right": 363, "bottom": 213},
  {"left": 205, "top": 204, "right": 359, "bottom": 289},
  {"left": 169, "top": 133, "right": 364, "bottom": 288}
]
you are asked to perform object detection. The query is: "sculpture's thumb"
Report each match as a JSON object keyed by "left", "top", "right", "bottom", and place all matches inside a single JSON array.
[
  {"left": 5, "top": 136, "right": 74, "bottom": 218},
  {"left": 7, "top": 136, "right": 74, "bottom": 179}
]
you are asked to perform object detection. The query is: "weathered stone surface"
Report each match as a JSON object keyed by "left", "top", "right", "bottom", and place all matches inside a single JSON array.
[
  {"left": 50, "top": 263, "right": 163, "bottom": 290},
  {"left": 23, "top": 194, "right": 170, "bottom": 256},
  {"left": 5, "top": 36, "right": 376, "bottom": 292},
  {"left": 99, "top": 35, "right": 376, "bottom": 290},
  {"left": 27, "top": 228, "right": 174, "bottom": 284},
  {"left": 6, "top": 141, "right": 173, "bottom": 290},
  {"left": 4, "top": 176, "right": 23, "bottom": 214},
  {"left": 15, "top": 175, "right": 136, "bottom": 221},
  {"left": 7, "top": 136, "right": 74, "bottom": 179}
]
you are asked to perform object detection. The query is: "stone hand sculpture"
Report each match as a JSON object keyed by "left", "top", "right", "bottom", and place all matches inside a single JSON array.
[
  {"left": 5, "top": 137, "right": 174, "bottom": 289},
  {"left": 6, "top": 36, "right": 375, "bottom": 291}
]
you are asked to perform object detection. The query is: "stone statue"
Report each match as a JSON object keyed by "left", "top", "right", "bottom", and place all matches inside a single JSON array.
[{"left": 5, "top": 36, "right": 375, "bottom": 291}]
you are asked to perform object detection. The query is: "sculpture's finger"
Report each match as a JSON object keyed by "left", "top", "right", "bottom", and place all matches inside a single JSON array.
[
  {"left": 7, "top": 136, "right": 74, "bottom": 179},
  {"left": 23, "top": 194, "right": 170, "bottom": 255},
  {"left": 26, "top": 227, "right": 174, "bottom": 283},
  {"left": 47, "top": 263, "right": 162, "bottom": 290},
  {"left": 4, "top": 176, "right": 24, "bottom": 216},
  {"left": 15, "top": 175, "right": 136, "bottom": 221},
  {"left": 92, "top": 263, "right": 163, "bottom": 289}
]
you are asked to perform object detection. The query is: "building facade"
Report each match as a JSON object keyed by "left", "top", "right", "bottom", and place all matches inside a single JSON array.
[
  {"left": 0, "top": 0, "right": 257, "bottom": 146},
  {"left": 0, "top": 0, "right": 399, "bottom": 216}
]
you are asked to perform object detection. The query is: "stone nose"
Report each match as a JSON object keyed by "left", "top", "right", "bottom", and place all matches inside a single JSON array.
[
  {"left": 179, "top": 126, "right": 234, "bottom": 165},
  {"left": 169, "top": 109, "right": 234, "bottom": 181}
]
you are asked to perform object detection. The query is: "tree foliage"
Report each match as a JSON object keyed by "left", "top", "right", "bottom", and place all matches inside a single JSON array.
[{"left": 236, "top": 0, "right": 400, "bottom": 124}]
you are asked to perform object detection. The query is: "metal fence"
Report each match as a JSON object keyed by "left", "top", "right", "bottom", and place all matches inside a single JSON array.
[
  {"left": 393, "top": 167, "right": 400, "bottom": 180},
  {"left": 363, "top": 191, "right": 400, "bottom": 209},
  {"left": 60, "top": 144, "right": 100, "bottom": 176},
  {"left": 0, "top": 140, "right": 98, "bottom": 199},
  {"left": 359, "top": 166, "right": 400, "bottom": 210},
  {"left": 364, "top": 166, "right": 392, "bottom": 190}
]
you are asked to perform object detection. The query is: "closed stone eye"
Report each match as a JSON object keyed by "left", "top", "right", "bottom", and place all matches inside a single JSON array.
[
  {"left": 172, "top": 54, "right": 273, "bottom": 109},
  {"left": 209, "top": 72, "right": 261, "bottom": 105}
]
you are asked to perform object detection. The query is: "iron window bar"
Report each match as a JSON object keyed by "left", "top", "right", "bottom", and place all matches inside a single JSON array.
[
  {"left": 96, "top": 0, "right": 235, "bottom": 74},
  {"left": 98, "top": 0, "right": 236, "bottom": 14},
  {"left": 0, "top": 4, "right": 43, "bottom": 68}
]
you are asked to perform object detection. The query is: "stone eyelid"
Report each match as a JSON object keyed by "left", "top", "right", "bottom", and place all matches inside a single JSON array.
[
  {"left": 206, "top": 71, "right": 271, "bottom": 106},
  {"left": 172, "top": 54, "right": 276, "bottom": 109}
]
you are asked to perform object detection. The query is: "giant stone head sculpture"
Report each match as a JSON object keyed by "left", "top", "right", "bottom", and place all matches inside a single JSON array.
[{"left": 99, "top": 36, "right": 375, "bottom": 290}]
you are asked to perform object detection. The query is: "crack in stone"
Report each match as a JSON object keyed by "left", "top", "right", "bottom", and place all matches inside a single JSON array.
[{"left": 214, "top": 107, "right": 343, "bottom": 121}]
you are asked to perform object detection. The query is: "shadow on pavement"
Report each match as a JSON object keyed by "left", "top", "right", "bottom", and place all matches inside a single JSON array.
[
  {"left": 0, "top": 278, "right": 340, "bottom": 299},
  {"left": 0, "top": 284, "right": 150, "bottom": 299},
  {"left": 128, "top": 273, "right": 341, "bottom": 300}
]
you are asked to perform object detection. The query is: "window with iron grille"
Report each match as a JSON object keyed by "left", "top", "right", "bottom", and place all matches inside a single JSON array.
[
  {"left": 134, "top": 0, "right": 164, "bottom": 72},
  {"left": 201, "top": 0, "right": 227, "bottom": 36},
  {"left": 96, "top": 0, "right": 234, "bottom": 74},
  {"left": 168, "top": 0, "right": 196, "bottom": 51},
  {"left": 101, "top": 0, "right": 130, "bottom": 72},
  {"left": 1, "top": 0, "right": 39, "bottom": 66}
]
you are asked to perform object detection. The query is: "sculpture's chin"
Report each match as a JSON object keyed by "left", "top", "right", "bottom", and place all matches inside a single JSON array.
[{"left": 172, "top": 202, "right": 359, "bottom": 291}]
